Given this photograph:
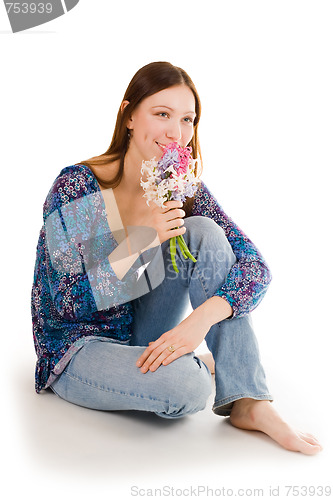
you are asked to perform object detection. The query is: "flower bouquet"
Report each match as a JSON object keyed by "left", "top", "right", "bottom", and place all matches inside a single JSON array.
[{"left": 140, "top": 142, "right": 200, "bottom": 273}]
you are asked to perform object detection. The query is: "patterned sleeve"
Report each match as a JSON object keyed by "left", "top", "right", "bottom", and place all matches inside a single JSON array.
[
  {"left": 42, "top": 165, "right": 144, "bottom": 321},
  {"left": 191, "top": 180, "right": 272, "bottom": 318}
]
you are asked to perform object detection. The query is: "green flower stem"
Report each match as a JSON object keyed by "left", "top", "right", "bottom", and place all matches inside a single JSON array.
[
  {"left": 169, "top": 232, "right": 197, "bottom": 274},
  {"left": 177, "top": 236, "right": 189, "bottom": 259},
  {"left": 169, "top": 236, "right": 179, "bottom": 273},
  {"left": 177, "top": 234, "right": 197, "bottom": 263}
]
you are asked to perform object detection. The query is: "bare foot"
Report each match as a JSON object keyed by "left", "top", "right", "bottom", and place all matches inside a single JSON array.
[
  {"left": 229, "top": 398, "right": 322, "bottom": 455},
  {"left": 198, "top": 352, "right": 215, "bottom": 374}
]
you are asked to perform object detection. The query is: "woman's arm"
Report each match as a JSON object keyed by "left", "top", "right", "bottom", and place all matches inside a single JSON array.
[
  {"left": 136, "top": 181, "right": 271, "bottom": 372},
  {"left": 191, "top": 180, "right": 272, "bottom": 318},
  {"left": 136, "top": 295, "right": 232, "bottom": 373},
  {"left": 199, "top": 295, "right": 233, "bottom": 323}
]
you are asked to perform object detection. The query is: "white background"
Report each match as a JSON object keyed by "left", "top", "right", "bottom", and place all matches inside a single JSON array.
[{"left": 1, "top": 1, "right": 332, "bottom": 499}]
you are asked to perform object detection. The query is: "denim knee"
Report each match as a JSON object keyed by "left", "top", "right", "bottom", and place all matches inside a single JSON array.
[
  {"left": 185, "top": 216, "right": 233, "bottom": 253},
  {"left": 185, "top": 215, "right": 220, "bottom": 237},
  {"left": 183, "top": 216, "right": 236, "bottom": 276},
  {"left": 155, "top": 354, "right": 212, "bottom": 419}
]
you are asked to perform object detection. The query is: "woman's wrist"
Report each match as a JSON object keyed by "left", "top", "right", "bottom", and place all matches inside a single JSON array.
[{"left": 194, "top": 296, "right": 233, "bottom": 328}]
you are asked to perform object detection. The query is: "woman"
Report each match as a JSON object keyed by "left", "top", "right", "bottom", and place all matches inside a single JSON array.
[{"left": 31, "top": 61, "right": 321, "bottom": 455}]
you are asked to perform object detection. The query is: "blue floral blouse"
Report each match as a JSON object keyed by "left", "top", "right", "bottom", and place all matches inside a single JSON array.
[{"left": 31, "top": 164, "right": 272, "bottom": 393}]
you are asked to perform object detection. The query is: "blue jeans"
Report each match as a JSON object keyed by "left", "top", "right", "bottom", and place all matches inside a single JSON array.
[{"left": 51, "top": 216, "right": 273, "bottom": 417}]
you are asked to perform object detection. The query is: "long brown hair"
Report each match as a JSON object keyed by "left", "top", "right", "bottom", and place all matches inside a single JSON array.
[{"left": 77, "top": 61, "right": 203, "bottom": 214}]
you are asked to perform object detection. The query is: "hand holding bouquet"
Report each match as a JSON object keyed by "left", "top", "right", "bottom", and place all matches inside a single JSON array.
[{"left": 140, "top": 142, "right": 200, "bottom": 272}]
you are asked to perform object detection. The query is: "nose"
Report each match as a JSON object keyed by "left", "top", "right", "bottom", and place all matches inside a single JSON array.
[{"left": 166, "top": 120, "right": 182, "bottom": 142}]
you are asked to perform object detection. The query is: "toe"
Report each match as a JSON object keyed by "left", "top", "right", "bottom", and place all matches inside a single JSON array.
[
  {"left": 298, "top": 431, "right": 323, "bottom": 448},
  {"left": 299, "top": 441, "right": 323, "bottom": 455},
  {"left": 277, "top": 429, "right": 322, "bottom": 455},
  {"left": 295, "top": 434, "right": 323, "bottom": 455}
]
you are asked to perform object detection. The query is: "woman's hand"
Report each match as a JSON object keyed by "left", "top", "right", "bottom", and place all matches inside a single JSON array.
[
  {"left": 150, "top": 200, "right": 186, "bottom": 244},
  {"left": 136, "top": 307, "right": 212, "bottom": 373},
  {"left": 136, "top": 297, "right": 233, "bottom": 373}
]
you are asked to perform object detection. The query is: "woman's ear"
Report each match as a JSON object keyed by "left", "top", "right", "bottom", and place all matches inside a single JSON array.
[
  {"left": 121, "top": 100, "right": 133, "bottom": 130},
  {"left": 121, "top": 100, "right": 130, "bottom": 112}
]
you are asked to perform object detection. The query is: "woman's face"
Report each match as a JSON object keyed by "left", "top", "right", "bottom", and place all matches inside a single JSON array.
[{"left": 125, "top": 84, "right": 196, "bottom": 161}]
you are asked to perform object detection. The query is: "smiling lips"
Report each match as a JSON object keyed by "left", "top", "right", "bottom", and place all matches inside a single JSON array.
[{"left": 155, "top": 141, "right": 167, "bottom": 151}]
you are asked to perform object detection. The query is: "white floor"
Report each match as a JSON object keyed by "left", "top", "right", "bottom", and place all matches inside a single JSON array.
[{"left": 5, "top": 344, "right": 332, "bottom": 500}]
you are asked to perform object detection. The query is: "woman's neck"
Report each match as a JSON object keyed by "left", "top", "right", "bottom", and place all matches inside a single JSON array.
[{"left": 120, "top": 148, "right": 144, "bottom": 196}]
